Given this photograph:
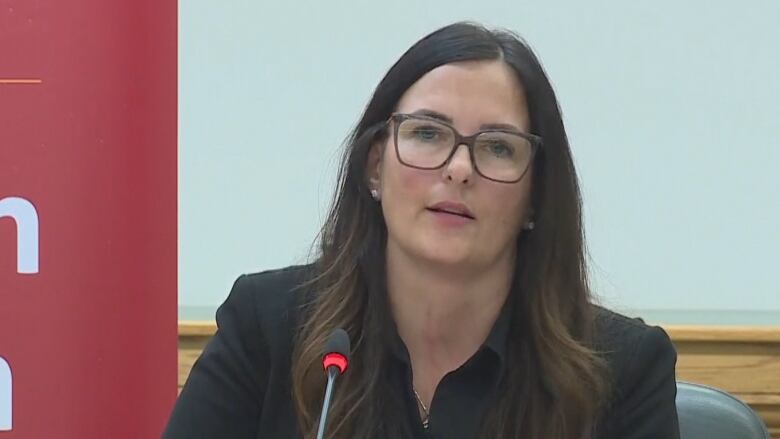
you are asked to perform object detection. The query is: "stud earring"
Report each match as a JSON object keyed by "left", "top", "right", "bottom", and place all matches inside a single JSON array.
[
  {"left": 523, "top": 220, "right": 535, "bottom": 231},
  {"left": 370, "top": 189, "right": 380, "bottom": 200}
]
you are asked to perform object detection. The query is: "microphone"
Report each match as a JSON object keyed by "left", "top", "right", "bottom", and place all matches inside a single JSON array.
[{"left": 316, "top": 328, "right": 351, "bottom": 439}]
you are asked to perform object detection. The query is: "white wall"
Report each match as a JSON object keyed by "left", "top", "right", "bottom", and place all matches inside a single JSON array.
[{"left": 179, "top": 0, "right": 780, "bottom": 315}]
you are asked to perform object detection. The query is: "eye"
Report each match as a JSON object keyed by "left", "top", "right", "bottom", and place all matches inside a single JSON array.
[
  {"left": 486, "top": 141, "right": 514, "bottom": 158},
  {"left": 412, "top": 125, "right": 443, "bottom": 141}
]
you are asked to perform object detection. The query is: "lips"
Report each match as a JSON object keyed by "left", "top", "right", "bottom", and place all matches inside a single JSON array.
[{"left": 426, "top": 201, "right": 475, "bottom": 219}]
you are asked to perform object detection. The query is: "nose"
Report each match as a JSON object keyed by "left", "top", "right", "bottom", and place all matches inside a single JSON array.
[{"left": 443, "top": 143, "right": 474, "bottom": 184}]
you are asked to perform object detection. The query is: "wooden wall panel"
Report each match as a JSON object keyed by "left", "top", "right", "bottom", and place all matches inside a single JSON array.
[
  {"left": 673, "top": 341, "right": 780, "bottom": 393},
  {"left": 662, "top": 325, "right": 780, "bottom": 438}
]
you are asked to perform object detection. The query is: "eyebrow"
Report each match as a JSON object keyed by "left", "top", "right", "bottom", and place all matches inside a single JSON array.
[{"left": 409, "top": 108, "right": 523, "bottom": 132}]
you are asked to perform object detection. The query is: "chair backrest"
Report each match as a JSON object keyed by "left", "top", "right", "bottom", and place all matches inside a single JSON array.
[{"left": 676, "top": 381, "right": 770, "bottom": 439}]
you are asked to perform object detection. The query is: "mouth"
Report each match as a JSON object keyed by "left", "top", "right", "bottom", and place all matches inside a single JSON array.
[{"left": 425, "top": 207, "right": 475, "bottom": 220}]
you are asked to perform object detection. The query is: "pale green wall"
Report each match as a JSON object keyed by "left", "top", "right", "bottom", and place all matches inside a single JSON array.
[{"left": 179, "top": 1, "right": 780, "bottom": 318}]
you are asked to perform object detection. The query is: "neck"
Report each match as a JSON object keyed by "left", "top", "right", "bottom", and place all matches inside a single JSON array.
[{"left": 386, "top": 243, "right": 515, "bottom": 378}]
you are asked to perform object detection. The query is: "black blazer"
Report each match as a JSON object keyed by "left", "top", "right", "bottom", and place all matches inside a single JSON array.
[{"left": 164, "top": 265, "right": 680, "bottom": 438}]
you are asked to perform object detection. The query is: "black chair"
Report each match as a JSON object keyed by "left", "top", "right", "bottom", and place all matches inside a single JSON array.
[{"left": 676, "top": 381, "right": 770, "bottom": 439}]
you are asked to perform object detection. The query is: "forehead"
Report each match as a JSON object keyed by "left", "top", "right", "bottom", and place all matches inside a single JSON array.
[{"left": 395, "top": 60, "right": 530, "bottom": 131}]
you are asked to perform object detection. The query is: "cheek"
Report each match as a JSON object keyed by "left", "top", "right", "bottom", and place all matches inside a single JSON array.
[
  {"left": 381, "top": 154, "right": 436, "bottom": 205},
  {"left": 484, "top": 183, "right": 532, "bottom": 232}
]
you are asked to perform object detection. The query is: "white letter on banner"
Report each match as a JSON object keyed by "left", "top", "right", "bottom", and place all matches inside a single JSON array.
[
  {"left": 0, "top": 196, "right": 39, "bottom": 274},
  {"left": 0, "top": 356, "right": 11, "bottom": 431}
]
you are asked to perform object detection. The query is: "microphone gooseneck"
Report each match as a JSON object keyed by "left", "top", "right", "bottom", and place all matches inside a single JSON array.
[{"left": 316, "top": 328, "right": 351, "bottom": 439}]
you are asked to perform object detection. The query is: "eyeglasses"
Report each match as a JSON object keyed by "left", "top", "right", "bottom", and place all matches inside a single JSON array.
[{"left": 387, "top": 113, "right": 542, "bottom": 184}]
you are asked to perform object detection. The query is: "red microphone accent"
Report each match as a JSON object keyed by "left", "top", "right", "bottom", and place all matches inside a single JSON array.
[{"left": 323, "top": 352, "right": 348, "bottom": 374}]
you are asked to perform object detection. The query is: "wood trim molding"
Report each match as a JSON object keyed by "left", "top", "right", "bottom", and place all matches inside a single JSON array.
[
  {"left": 179, "top": 321, "right": 216, "bottom": 336},
  {"left": 664, "top": 325, "right": 780, "bottom": 343},
  {"left": 178, "top": 321, "right": 780, "bottom": 342}
]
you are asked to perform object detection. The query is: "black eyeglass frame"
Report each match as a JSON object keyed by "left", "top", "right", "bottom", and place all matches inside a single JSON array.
[{"left": 386, "top": 113, "right": 543, "bottom": 184}]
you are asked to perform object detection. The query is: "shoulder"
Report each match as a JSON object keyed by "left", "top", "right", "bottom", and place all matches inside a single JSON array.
[
  {"left": 217, "top": 264, "right": 315, "bottom": 351},
  {"left": 592, "top": 305, "right": 671, "bottom": 352},
  {"left": 591, "top": 305, "right": 680, "bottom": 437},
  {"left": 235, "top": 263, "right": 314, "bottom": 309},
  {"left": 592, "top": 305, "right": 676, "bottom": 357},
  {"left": 239, "top": 263, "right": 314, "bottom": 295},
  {"left": 165, "top": 265, "right": 314, "bottom": 438},
  {"left": 225, "top": 263, "right": 314, "bottom": 327},
  {"left": 591, "top": 305, "right": 677, "bottom": 383}
]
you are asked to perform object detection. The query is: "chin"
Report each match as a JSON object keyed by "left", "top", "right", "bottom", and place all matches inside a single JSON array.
[
  {"left": 416, "top": 242, "right": 474, "bottom": 267},
  {"left": 388, "top": 232, "right": 481, "bottom": 268}
]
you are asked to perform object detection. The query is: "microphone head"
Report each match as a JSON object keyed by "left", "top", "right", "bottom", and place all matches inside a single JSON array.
[{"left": 322, "top": 328, "right": 351, "bottom": 375}]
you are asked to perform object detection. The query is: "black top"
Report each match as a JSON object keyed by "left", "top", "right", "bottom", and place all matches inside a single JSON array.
[{"left": 164, "top": 265, "right": 680, "bottom": 439}]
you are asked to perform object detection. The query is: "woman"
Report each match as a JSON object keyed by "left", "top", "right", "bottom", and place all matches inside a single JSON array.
[{"left": 165, "top": 22, "right": 679, "bottom": 438}]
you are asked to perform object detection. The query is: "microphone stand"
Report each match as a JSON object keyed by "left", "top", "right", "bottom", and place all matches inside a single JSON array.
[{"left": 316, "top": 366, "right": 340, "bottom": 439}]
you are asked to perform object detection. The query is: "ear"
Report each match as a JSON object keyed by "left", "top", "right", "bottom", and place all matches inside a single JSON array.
[
  {"left": 366, "top": 140, "right": 384, "bottom": 191},
  {"left": 521, "top": 206, "right": 536, "bottom": 231}
]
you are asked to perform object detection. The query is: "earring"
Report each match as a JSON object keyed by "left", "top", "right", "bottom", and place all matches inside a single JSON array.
[
  {"left": 370, "top": 189, "right": 380, "bottom": 200},
  {"left": 523, "top": 220, "right": 535, "bottom": 231}
]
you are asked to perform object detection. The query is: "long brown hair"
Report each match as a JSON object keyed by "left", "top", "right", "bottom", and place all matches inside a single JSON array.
[{"left": 291, "top": 22, "right": 610, "bottom": 438}]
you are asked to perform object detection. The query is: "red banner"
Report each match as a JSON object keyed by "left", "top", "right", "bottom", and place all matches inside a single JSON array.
[{"left": 0, "top": 0, "right": 177, "bottom": 437}]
